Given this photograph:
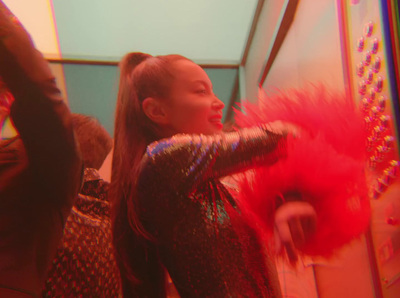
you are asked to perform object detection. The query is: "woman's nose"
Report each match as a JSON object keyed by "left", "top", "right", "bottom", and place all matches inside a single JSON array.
[{"left": 212, "top": 97, "right": 225, "bottom": 110}]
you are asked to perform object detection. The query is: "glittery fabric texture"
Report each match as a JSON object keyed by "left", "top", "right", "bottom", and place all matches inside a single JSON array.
[
  {"left": 43, "top": 169, "right": 121, "bottom": 297},
  {"left": 137, "top": 127, "right": 286, "bottom": 297}
]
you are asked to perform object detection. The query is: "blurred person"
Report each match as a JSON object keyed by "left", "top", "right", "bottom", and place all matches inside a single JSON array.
[
  {"left": 42, "top": 113, "right": 121, "bottom": 297},
  {"left": 0, "top": 2, "right": 82, "bottom": 296}
]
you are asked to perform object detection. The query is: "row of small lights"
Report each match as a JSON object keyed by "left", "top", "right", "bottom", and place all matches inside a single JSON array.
[{"left": 356, "top": 21, "right": 399, "bottom": 200}]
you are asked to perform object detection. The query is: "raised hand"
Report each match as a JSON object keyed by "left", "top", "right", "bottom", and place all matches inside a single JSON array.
[{"left": 274, "top": 200, "right": 317, "bottom": 264}]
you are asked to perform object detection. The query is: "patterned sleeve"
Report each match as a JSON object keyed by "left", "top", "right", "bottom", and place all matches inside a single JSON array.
[{"left": 141, "top": 125, "right": 287, "bottom": 195}]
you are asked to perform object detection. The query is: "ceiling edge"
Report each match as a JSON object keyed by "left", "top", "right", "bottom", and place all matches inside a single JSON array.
[{"left": 240, "top": 0, "right": 266, "bottom": 66}]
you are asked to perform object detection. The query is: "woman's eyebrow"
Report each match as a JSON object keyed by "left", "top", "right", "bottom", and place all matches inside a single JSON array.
[{"left": 193, "top": 80, "right": 213, "bottom": 89}]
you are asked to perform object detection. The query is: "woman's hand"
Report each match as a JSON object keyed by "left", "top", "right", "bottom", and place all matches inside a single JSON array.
[{"left": 274, "top": 201, "right": 317, "bottom": 264}]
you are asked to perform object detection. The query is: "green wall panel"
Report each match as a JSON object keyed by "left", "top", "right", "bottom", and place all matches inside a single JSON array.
[
  {"left": 205, "top": 68, "right": 238, "bottom": 120},
  {"left": 63, "top": 64, "right": 119, "bottom": 135},
  {"left": 63, "top": 64, "right": 237, "bottom": 136}
]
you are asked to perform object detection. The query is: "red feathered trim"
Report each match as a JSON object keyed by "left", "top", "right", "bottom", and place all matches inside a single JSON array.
[{"left": 235, "top": 84, "right": 371, "bottom": 257}]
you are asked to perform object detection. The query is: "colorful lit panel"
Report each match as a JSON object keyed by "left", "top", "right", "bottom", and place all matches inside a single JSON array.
[{"left": 339, "top": 0, "right": 400, "bottom": 296}]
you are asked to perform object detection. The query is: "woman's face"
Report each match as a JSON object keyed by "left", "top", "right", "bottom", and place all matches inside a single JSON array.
[{"left": 163, "top": 59, "right": 225, "bottom": 135}]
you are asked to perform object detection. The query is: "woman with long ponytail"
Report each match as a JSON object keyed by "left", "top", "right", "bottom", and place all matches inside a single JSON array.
[{"left": 110, "top": 52, "right": 317, "bottom": 297}]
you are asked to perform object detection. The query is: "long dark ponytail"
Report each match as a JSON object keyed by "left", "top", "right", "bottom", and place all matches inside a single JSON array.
[{"left": 110, "top": 52, "right": 188, "bottom": 297}]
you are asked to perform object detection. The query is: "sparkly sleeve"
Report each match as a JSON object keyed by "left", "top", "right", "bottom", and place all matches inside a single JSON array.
[{"left": 142, "top": 125, "right": 287, "bottom": 195}]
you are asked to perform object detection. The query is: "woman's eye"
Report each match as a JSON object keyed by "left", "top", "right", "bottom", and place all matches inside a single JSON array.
[{"left": 196, "top": 89, "right": 207, "bottom": 94}]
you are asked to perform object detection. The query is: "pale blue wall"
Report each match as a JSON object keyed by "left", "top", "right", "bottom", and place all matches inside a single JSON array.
[{"left": 52, "top": 0, "right": 257, "bottom": 64}]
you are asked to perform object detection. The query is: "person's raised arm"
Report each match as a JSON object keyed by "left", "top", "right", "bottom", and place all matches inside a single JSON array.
[
  {"left": 0, "top": 1, "right": 82, "bottom": 296},
  {"left": 0, "top": 0, "right": 82, "bottom": 213}
]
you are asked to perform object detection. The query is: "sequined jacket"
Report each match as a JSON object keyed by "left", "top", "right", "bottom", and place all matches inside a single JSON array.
[
  {"left": 0, "top": 2, "right": 82, "bottom": 296},
  {"left": 42, "top": 168, "right": 122, "bottom": 297},
  {"left": 137, "top": 129, "right": 287, "bottom": 298}
]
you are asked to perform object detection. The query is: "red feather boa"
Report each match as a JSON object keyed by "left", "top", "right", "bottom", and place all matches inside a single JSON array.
[{"left": 234, "top": 84, "right": 371, "bottom": 257}]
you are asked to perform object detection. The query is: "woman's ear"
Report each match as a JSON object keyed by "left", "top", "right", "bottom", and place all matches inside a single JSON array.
[{"left": 142, "top": 97, "right": 169, "bottom": 125}]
